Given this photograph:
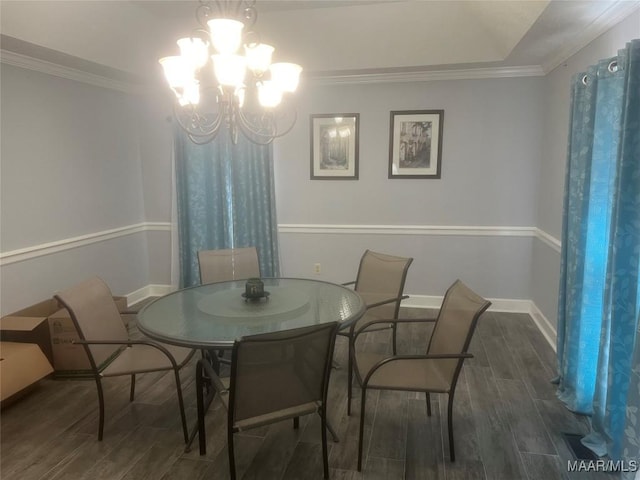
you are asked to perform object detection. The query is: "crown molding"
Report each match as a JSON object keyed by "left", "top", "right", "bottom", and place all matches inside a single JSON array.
[
  {"left": 542, "top": 1, "right": 640, "bottom": 74},
  {"left": 0, "top": 49, "right": 142, "bottom": 94},
  {"left": 306, "top": 65, "right": 546, "bottom": 86}
]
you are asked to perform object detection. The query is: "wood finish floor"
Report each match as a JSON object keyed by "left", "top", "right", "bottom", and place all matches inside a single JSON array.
[{"left": 1, "top": 309, "right": 607, "bottom": 480}]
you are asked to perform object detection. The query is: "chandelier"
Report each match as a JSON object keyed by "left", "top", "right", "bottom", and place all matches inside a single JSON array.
[{"left": 159, "top": 0, "right": 302, "bottom": 145}]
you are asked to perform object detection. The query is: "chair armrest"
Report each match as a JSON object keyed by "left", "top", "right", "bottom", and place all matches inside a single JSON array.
[
  {"left": 352, "top": 317, "right": 436, "bottom": 339},
  {"left": 362, "top": 353, "right": 474, "bottom": 385},
  {"left": 365, "top": 294, "right": 410, "bottom": 310},
  {"left": 72, "top": 339, "right": 188, "bottom": 369}
]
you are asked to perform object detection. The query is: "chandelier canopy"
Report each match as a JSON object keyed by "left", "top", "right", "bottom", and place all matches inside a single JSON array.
[{"left": 159, "top": 0, "right": 302, "bottom": 145}]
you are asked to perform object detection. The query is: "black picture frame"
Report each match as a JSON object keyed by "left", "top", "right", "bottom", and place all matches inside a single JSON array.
[
  {"left": 310, "top": 113, "right": 359, "bottom": 180},
  {"left": 388, "top": 110, "right": 444, "bottom": 179}
]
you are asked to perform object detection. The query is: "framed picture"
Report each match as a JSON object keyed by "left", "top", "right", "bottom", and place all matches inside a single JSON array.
[
  {"left": 388, "top": 110, "right": 444, "bottom": 179},
  {"left": 310, "top": 113, "right": 359, "bottom": 180}
]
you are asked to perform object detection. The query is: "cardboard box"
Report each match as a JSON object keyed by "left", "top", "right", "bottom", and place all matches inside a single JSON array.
[
  {"left": 0, "top": 298, "right": 59, "bottom": 365},
  {"left": 1, "top": 342, "right": 53, "bottom": 405},
  {"left": 1, "top": 295, "right": 131, "bottom": 377}
]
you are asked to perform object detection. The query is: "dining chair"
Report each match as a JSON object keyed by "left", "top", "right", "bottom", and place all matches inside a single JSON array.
[
  {"left": 351, "top": 279, "right": 491, "bottom": 469},
  {"left": 337, "top": 249, "right": 413, "bottom": 415},
  {"left": 54, "top": 277, "right": 195, "bottom": 443},
  {"left": 198, "top": 246, "right": 262, "bottom": 365},
  {"left": 198, "top": 247, "right": 260, "bottom": 284},
  {"left": 195, "top": 322, "right": 340, "bottom": 480}
]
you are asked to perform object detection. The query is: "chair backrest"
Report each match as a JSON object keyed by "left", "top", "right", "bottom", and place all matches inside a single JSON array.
[
  {"left": 229, "top": 322, "right": 339, "bottom": 426},
  {"left": 354, "top": 249, "right": 413, "bottom": 316},
  {"left": 427, "top": 280, "right": 491, "bottom": 383},
  {"left": 54, "top": 277, "right": 128, "bottom": 370},
  {"left": 198, "top": 247, "right": 260, "bottom": 284}
]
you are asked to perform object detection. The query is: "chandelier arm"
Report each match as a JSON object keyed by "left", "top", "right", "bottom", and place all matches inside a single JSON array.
[
  {"left": 237, "top": 105, "right": 298, "bottom": 142},
  {"left": 196, "top": 2, "right": 213, "bottom": 28},
  {"left": 235, "top": 108, "right": 298, "bottom": 145},
  {"left": 173, "top": 103, "right": 225, "bottom": 140},
  {"left": 242, "top": 1, "right": 257, "bottom": 28},
  {"left": 235, "top": 109, "right": 277, "bottom": 145}
]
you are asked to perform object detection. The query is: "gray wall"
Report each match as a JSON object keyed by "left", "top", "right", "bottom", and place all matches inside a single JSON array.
[
  {"left": 0, "top": 64, "right": 150, "bottom": 313},
  {"left": 274, "top": 77, "right": 543, "bottom": 300},
  {"left": 531, "top": 9, "right": 640, "bottom": 330}
]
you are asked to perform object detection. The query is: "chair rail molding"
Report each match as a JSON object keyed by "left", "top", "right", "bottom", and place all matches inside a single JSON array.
[
  {"left": 0, "top": 222, "right": 170, "bottom": 266},
  {"left": 0, "top": 222, "right": 561, "bottom": 266},
  {"left": 279, "top": 223, "right": 561, "bottom": 248}
]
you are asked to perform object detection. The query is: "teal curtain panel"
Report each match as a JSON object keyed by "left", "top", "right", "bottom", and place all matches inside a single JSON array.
[
  {"left": 556, "top": 39, "right": 640, "bottom": 466},
  {"left": 174, "top": 129, "right": 281, "bottom": 287}
]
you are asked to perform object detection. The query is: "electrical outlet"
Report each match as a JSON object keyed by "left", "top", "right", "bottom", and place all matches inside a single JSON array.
[{"left": 314, "top": 263, "right": 321, "bottom": 274}]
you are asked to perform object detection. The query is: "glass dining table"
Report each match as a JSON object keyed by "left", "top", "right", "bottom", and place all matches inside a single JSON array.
[{"left": 137, "top": 277, "right": 366, "bottom": 452}]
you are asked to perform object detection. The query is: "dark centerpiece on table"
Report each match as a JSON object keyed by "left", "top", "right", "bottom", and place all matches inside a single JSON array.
[{"left": 243, "top": 278, "right": 269, "bottom": 301}]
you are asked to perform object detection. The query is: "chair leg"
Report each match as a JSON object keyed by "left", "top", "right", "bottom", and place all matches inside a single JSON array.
[
  {"left": 347, "top": 341, "right": 353, "bottom": 416},
  {"left": 426, "top": 392, "right": 432, "bottom": 416},
  {"left": 95, "top": 376, "right": 105, "bottom": 441},
  {"left": 357, "top": 385, "right": 367, "bottom": 471},
  {"left": 172, "top": 369, "right": 189, "bottom": 444},
  {"left": 320, "top": 410, "right": 329, "bottom": 479},
  {"left": 196, "top": 361, "right": 207, "bottom": 455},
  {"left": 392, "top": 322, "right": 398, "bottom": 355},
  {"left": 129, "top": 374, "right": 136, "bottom": 402},
  {"left": 447, "top": 392, "right": 456, "bottom": 462},
  {"left": 228, "top": 428, "right": 237, "bottom": 480}
]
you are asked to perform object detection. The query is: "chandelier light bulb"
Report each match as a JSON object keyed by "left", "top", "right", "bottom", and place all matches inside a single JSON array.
[
  {"left": 208, "top": 18, "right": 244, "bottom": 54},
  {"left": 180, "top": 81, "right": 201, "bottom": 106},
  {"left": 177, "top": 37, "right": 209, "bottom": 69},
  {"left": 212, "top": 54, "right": 247, "bottom": 87},
  {"left": 269, "top": 62, "right": 302, "bottom": 93},
  {"left": 258, "top": 81, "right": 283, "bottom": 108},
  {"left": 159, "top": 56, "right": 194, "bottom": 89},
  {"left": 245, "top": 43, "right": 274, "bottom": 75}
]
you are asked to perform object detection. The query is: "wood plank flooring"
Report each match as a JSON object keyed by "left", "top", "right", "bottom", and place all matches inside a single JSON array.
[{"left": 1, "top": 309, "right": 606, "bottom": 479}]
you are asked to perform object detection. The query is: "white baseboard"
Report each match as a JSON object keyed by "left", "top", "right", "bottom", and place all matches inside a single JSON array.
[
  {"left": 126, "top": 284, "right": 176, "bottom": 306},
  {"left": 401, "top": 294, "right": 557, "bottom": 351},
  {"left": 527, "top": 301, "right": 558, "bottom": 352}
]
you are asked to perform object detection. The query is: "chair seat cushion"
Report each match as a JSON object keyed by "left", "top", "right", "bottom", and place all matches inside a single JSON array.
[
  {"left": 354, "top": 352, "right": 451, "bottom": 392},
  {"left": 102, "top": 342, "right": 193, "bottom": 376}
]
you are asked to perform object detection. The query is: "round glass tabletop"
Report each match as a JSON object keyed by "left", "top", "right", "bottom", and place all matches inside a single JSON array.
[{"left": 137, "top": 278, "right": 366, "bottom": 348}]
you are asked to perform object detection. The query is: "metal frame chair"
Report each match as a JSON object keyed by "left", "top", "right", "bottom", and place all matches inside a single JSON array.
[
  {"left": 54, "top": 277, "right": 195, "bottom": 443},
  {"left": 351, "top": 279, "right": 491, "bottom": 470},
  {"left": 198, "top": 247, "right": 260, "bottom": 284},
  {"left": 196, "top": 322, "right": 339, "bottom": 480},
  {"left": 337, "top": 249, "right": 413, "bottom": 415}
]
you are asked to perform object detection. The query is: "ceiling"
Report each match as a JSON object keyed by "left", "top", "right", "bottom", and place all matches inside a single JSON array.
[{"left": 1, "top": 0, "right": 639, "bottom": 85}]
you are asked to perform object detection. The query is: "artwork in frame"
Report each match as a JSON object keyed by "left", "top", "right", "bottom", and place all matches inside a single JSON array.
[
  {"left": 310, "top": 113, "right": 359, "bottom": 180},
  {"left": 388, "top": 110, "right": 444, "bottom": 179}
]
